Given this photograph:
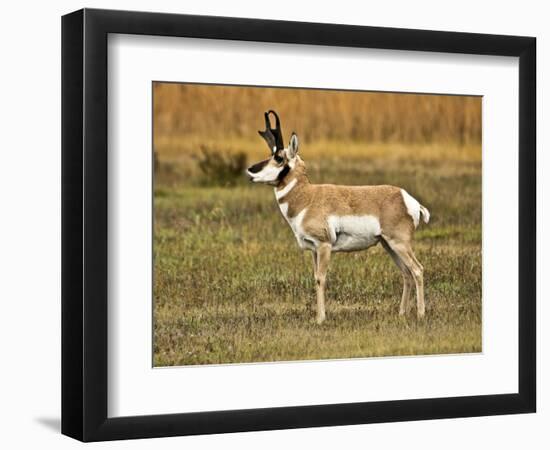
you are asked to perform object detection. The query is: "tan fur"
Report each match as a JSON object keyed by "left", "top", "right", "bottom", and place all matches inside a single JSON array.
[{"left": 276, "top": 158, "right": 414, "bottom": 245}]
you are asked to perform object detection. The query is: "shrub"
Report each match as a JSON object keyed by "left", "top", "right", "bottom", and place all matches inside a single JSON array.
[{"left": 196, "top": 147, "right": 248, "bottom": 187}]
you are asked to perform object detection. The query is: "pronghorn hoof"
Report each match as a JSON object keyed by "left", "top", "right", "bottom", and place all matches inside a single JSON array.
[
  {"left": 417, "top": 311, "right": 426, "bottom": 319},
  {"left": 316, "top": 316, "right": 326, "bottom": 325}
]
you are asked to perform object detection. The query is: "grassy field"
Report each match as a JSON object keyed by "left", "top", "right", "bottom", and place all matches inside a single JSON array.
[{"left": 153, "top": 141, "right": 482, "bottom": 366}]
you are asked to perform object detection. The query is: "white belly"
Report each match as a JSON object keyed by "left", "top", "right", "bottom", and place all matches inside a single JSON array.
[{"left": 327, "top": 215, "right": 381, "bottom": 252}]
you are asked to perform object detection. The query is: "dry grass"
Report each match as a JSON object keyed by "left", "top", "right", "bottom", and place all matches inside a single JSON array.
[
  {"left": 153, "top": 144, "right": 481, "bottom": 366},
  {"left": 154, "top": 83, "right": 481, "bottom": 145}
]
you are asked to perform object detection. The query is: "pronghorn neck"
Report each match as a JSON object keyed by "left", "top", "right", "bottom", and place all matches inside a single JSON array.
[{"left": 274, "top": 157, "right": 309, "bottom": 201}]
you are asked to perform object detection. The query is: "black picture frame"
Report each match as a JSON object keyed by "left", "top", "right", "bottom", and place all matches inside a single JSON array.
[{"left": 61, "top": 8, "right": 536, "bottom": 442}]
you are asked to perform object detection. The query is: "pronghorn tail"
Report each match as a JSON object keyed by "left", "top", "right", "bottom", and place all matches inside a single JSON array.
[
  {"left": 419, "top": 204, "right": 430, "bottom": 224},
  {"left": 400, "top": 189, "right": 430, "bottom": 227}
]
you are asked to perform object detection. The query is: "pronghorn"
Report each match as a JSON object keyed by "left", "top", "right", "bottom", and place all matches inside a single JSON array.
[{"left": 247, "top": 111, "right": 430, "bottom": 324}]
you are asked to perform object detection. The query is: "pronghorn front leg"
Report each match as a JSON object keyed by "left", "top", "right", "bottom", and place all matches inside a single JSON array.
[
  {"left": 315, "top": 243, "right": 332, "bottom": 324},
  {"left": 311, "top": 250, "right": 318, "bottom": 279}
]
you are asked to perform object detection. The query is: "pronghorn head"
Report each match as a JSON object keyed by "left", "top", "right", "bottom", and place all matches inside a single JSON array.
[{"left": 247, "top": 110, "right": 299, "bottom": 185}]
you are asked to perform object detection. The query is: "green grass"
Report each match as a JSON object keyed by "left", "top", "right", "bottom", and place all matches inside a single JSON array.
[{"left": 153, "top": 147, "right": 482, "bottom": 366}]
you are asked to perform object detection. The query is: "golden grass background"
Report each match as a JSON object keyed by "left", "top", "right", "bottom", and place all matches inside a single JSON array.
[
  {"left": 154, "top": 83, "right": 481, "bottom": 146},
  {"left": 153, "top": 82, "right": 482, "bottom": 366}
]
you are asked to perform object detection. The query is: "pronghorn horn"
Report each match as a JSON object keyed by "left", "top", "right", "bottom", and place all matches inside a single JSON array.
[
  {"left": 267, "top": 110, "right": 284, "bottom": 151},
  {"left": 258, "top": 110, "right": 284, "bottom": 153},
  {"left": 258, "top": 117, "right": 277, "bottom": 153}
]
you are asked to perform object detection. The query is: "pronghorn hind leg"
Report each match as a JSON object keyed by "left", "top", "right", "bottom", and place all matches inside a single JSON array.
[
  {"left": 315, "top": 243, "right": 332, "bottom": 324},
  {"left": 407, "top": 247, "right": 425, "bottom": 318},
  {"left": 309, "top": 250, "right": 318, "bottom": 313},
  {"left": 380, "top": 238, "right": 413, "bottom": 315},
  {"left": 410, "top": 251, "right": 424, "bottom": 273},
  {"left": 381, "top": 235, "right": 425, "bottom": 319}
]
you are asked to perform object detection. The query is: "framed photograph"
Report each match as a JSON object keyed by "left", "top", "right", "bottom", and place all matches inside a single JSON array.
[{"left": 61, "top": 8, "right": 536, "bottom": 442}]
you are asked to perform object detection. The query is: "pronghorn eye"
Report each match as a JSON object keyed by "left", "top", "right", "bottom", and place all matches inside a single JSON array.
[{"left": 274, "top": 154, "right": 284, "bottom": 164}]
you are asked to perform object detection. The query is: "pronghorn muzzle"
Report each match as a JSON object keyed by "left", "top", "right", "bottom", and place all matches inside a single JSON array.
[{"left": 247, "top": 158, "right": 270, "bottom": 176}]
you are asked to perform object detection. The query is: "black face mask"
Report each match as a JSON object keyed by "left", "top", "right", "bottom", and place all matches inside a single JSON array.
[{"left": 277, "top": 164, "right": 291, "bottom": 183}]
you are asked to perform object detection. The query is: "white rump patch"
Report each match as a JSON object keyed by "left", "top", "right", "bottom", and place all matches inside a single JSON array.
[
  {"left": 327, "top": 215, "right": 381, "bottom": 252},
  {"left": 274, "top": 178, "right": 297, "bottom": 200},
  {"left": 401, "top": 189, "right": 423, "bottom": 228}
]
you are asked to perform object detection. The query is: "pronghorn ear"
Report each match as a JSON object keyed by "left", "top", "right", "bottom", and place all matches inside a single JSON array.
[{"left": 288, "top": 133, "right": 299, "bottom": 159}]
